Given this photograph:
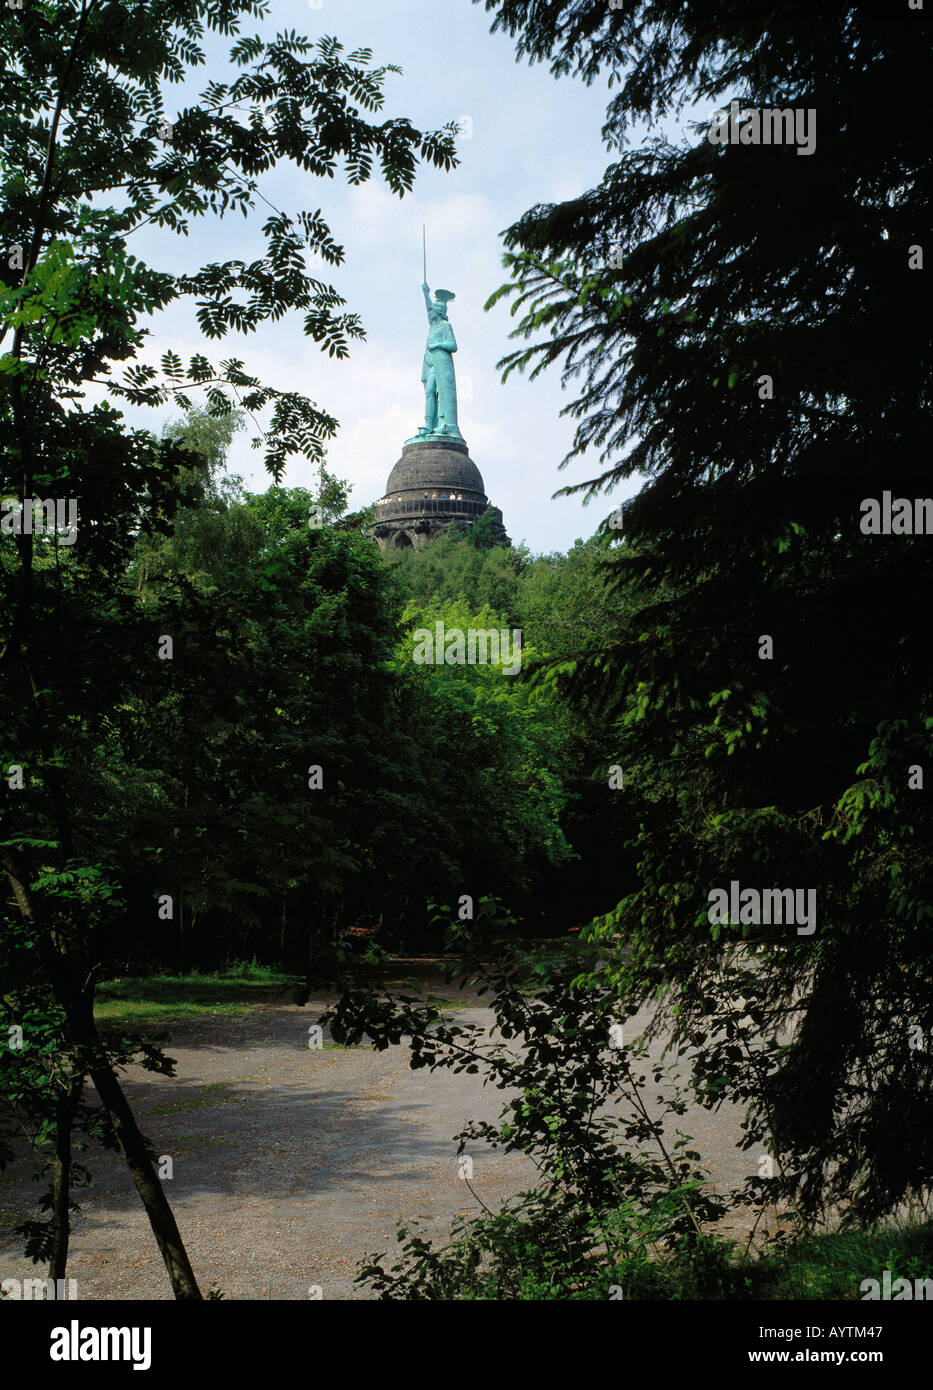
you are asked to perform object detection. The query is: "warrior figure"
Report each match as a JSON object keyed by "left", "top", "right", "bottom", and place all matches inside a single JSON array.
[{"left": 418, "top": 283, "right": 462, "bottom": 439}]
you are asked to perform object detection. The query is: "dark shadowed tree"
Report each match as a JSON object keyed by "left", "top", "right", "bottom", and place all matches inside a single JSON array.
[
  {"left": 479, "top": 1, "right": 933, "bottom": 1222},
  {"left": 0, "top": 0, "right": 456, "bottom": 1296}
]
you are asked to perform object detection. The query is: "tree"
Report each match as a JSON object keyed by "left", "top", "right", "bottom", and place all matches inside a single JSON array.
[
  {"left": 328, "top": 905, "right": 727, "bottom": 1300},
  {"left": 467, "top": 505, "right": 506, "bottom": 549},
  {"left": 384, "top": 527, "right": 528, "bottom": 611},
  {"left": 381, "top": 533, "right": 646, "bottom": 926},
  {"left": 162, "top": 404, "right": 244, "bottom": 471},
  {"left": 0, "top": 0, "right": 456, "bottom": 1296},
  {"left": 131, "top": 476, "right": 419, "bottom": 974},
  {"left": 480, "top": 2, "right": 933, "bottom": 1222},
  {"left": 391, "top": 593, "right": 574, "bottom": 901}
]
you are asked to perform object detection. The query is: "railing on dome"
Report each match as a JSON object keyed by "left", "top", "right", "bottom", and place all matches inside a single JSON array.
[{"left": 376, "top": 498, "right": 487, "bottom": 517}]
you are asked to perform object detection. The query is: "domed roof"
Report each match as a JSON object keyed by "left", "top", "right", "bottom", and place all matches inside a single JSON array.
[{"left": 385, "top": 439, "right": 486, "bottom": 498}]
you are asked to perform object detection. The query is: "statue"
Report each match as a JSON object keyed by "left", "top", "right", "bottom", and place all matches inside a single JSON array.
[{"left": 418, "top": 283, "right": 463, "bottom": 440}]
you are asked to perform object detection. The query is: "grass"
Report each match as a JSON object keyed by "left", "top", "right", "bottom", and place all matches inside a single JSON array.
[
  {"left": 617, "top": 1221, "right": 933, "bottom": 1300},
  {"left": 753, "top": 1223, "right": 933, "bottom": 1300},
  {"left": 93, "top": 959, "right": 486, "bottom": 1028},
  {"left": 94, "top": 960, "right": 297, "bottom": 1026}
]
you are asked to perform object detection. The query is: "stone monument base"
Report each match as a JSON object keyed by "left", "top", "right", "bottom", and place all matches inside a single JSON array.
[{"left": 369, "top": 436, "right": 509, "bottom": 551}]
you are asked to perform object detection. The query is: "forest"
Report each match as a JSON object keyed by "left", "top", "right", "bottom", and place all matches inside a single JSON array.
[{"left": 1, "top": 0, "right": 931, "bottom": 1316}]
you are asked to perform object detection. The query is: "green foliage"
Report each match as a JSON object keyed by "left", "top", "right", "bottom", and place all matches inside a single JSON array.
[
  {"left": 5, "top": 0, "right": 923, "bottom": 1298},
  {"left": 328, "top": 905, "right": 728, "bottom": 1299},
  {"left": 383, "top": 528, "right": 529, "bottom": 616},
  {"left": 0, "top": 974, "right": 176, "bottom": 1264},
  {"left": 466, "top": 505, "right": 505, "bottom": 550},
  {"left": 391, "top": 593, "right": 574, "bottom": 888},
  {"left": 0, "top": 0, "right": 458, "bottom": 1291},
  {"left": 0, "top": 0, "right": 458, "bottom": 474},
  {"left": 94, "top": 967, "right": 294, "bottom": 1026},
  {"left": 161, "top": 406, "right": 246, "bottom": 481},
  {"left": 752, "top": 1224, "right": 933, "bottom": 1302},
  {"left": 478, "top": 0, "right": 933, "bottom": 1225}
]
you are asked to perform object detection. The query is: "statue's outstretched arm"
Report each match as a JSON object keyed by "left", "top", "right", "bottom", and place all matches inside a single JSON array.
[{"left": 422, "top": 283, "right": 432, "bottom": 318}]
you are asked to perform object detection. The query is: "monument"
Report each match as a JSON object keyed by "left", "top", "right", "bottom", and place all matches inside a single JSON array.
[{"left": 369, "top": 278, "right": 508, "bottom": 551}]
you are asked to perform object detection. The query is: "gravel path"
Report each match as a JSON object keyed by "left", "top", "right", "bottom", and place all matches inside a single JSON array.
[{"left": 0, "top": 991, "right": 762, "bottom": 1300}]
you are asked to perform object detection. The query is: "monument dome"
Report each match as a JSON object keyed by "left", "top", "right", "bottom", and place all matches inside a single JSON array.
[
  {"left": 369, "top": 281, "right": 508, "bottom": 550},
  {"left": 384, "top": 439, "right": 485, "bottom": 497}
]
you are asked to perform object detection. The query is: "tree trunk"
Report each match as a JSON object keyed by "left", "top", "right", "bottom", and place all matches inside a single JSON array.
[
  {"left": 2, "top": 848, "right": 202, "bottom": 1300},
  {"left": 87, "top": 1054, "right": 201, "bottom": 1299},
  {"left": 48, "top": 1082, "right": 80, "bottom": 1282}
]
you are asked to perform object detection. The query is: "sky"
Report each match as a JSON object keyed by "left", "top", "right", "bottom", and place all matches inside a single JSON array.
[{"left": 117, "top": 0, "right": 694, "bottom": 554}]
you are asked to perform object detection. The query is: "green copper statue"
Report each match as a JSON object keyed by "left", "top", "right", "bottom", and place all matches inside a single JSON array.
[{"left": 417, "top": 282, "right": 463, "bottom": 440}]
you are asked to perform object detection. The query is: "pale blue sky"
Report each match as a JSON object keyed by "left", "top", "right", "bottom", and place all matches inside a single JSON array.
[{"left": 117, "top": 0, "right": 699, "bottom": 552}]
